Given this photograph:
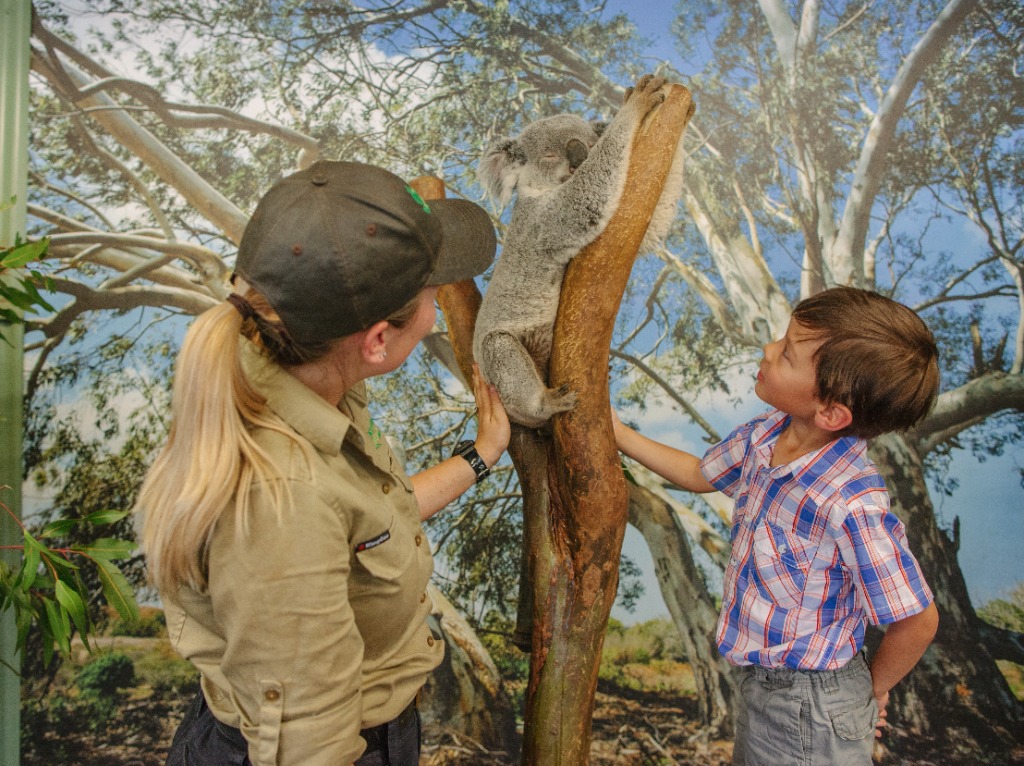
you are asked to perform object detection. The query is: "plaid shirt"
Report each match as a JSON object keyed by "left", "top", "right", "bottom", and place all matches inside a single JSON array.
[{"left": 700, "top": 409, "right": 933, "bottom": 671}]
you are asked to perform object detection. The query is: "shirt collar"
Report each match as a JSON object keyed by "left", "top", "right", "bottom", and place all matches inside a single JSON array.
[
  {"left": 238, "top": 338, "right": 351, "bottom": 456},
  {"left": 751, "top": 409, "right": 865, "bottom": 484}
]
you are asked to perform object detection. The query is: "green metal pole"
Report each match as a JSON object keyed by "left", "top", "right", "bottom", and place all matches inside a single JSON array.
[{"left": 1, "top": 1, "right": 31, "bottom": 764}]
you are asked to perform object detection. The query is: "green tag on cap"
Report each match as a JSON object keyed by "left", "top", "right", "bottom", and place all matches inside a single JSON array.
[{"left": 405, "top": 186, "right": 431, "bottom": 214}]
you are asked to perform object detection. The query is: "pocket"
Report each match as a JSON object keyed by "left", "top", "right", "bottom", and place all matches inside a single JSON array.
[
  {"left": 830, "top": 696, "right": 877, "bottom": 741},
  {"left": 354, "top": 514, "right": 412, "bottom": 583},
  {"left": 751, "top": 521, "right": 815, "bottom": 610}
]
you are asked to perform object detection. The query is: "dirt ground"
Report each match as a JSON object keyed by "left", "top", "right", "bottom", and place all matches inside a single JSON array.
[{"left": 22, "top": 671, "right": 1024, "bottom": 765}]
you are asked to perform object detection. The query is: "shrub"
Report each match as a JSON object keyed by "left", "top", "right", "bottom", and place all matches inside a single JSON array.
[
  {"left": 111, "top": 609, "right": 166, "bottom": 637},
  {"left": 76, "top": 651, "right": 136, "bottom": 698}
]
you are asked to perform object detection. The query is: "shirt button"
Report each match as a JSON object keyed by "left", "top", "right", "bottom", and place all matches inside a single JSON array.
[
  {"left": 382, "top": 483, "right": 391, "bottom": 494},
  {"left": 420, "top": 592, "right": 427, "bottom": 603},
  {"left": 427, "top": 636, "right": 435, "bottom": 647},
  {"left": 415, "top": 534, "right": 423, "bottom": 547},
  {"left": 264, "top": 689, "right": 280, "bottom": 703}
]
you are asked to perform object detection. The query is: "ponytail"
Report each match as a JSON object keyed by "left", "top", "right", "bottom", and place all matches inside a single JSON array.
[
  {"left": 138, "top": 285, "right": 422, "bottom": 595},
  {"left": 137, "top": 302, "right": 306, "bottom": 595}
]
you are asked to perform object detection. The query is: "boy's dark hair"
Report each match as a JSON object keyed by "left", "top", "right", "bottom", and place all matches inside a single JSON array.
[{"left": 791, "top": 286, "right": 940, "bottom": 439}]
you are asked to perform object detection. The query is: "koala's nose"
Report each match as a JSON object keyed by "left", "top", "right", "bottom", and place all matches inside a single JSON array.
[{"left": 566, "top": 139, "right": 589, "bottom": 172}]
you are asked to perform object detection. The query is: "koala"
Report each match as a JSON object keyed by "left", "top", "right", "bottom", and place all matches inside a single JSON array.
[{"left": 473, "top": 74, "right": 685, "bottom": 428}]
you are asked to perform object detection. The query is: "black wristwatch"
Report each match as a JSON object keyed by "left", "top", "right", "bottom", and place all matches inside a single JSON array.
[{"left": 453, "top": 439, "right": 490, "bottom": 483}]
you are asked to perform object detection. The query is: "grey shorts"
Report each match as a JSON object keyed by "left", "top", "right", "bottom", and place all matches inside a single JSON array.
[{"left": 732, "top": 651, "right": 877, "bottom": 766}]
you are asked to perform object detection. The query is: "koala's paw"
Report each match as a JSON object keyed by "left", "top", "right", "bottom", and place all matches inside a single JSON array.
[
  {"left": 508, "top": 384, "right": 578, "bottom": 429},
  {"left": 543, "top": 383, "right": 578, "bottom": 415},
  {"left": 623, "top": 73, "right": 667, "bottom": 113}
]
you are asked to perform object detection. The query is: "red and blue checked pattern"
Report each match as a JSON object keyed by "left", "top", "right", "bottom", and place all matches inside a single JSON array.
[{"left": 700, "top": 410, "right": 933, "bottom": 671}]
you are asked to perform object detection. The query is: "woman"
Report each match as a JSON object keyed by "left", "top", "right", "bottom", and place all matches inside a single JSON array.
[{"left": 137, "top": 160, "right": 509, "bottom": 766}]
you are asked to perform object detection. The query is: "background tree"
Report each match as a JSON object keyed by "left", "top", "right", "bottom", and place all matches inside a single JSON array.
[{"left": 18, "top": 0, "right": 1024, "bottom": 761}]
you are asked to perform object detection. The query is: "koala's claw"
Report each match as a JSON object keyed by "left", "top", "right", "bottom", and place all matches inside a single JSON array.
[
  {"left": 545, "top": 384, "right": 578, "bottom": 413},
  {"left": 624, "top": 73, "right": 668, "bottom": 110}
]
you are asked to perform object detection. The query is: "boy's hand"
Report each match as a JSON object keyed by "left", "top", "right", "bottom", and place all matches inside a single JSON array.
[
  {"left": 874, "top": 690, "right": 889, "bottom": 737},
  {"left": 610, "top": 407, "right": 627, "bottom": 449}
]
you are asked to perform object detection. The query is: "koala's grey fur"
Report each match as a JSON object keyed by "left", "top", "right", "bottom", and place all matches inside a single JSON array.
[{"left": 473, "top": 75, "right": 686, "bottom": 427}]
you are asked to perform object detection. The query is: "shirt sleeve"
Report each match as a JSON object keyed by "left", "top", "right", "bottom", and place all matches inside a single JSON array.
[
  {"left": 835, "top": 474, "right": 934, "bottom": 625},
  {"left": 206, "top": 478, "right": 366, "bottom": 766},
  {"left": 699, "top": 417, "right": 761, "bottom": 497}
]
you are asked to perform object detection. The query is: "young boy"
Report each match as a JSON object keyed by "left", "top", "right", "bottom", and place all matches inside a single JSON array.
[{"left": 613, "top": 286, "right": 940, "bottom": 766}]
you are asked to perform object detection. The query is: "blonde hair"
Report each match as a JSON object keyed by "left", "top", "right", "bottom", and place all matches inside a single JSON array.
[{"left": 137, "top": 288, "right": 424, "bottom": 595}]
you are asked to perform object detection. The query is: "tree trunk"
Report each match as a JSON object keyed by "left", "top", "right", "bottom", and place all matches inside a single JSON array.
[
  {"left": 421, "top": 584, "right": 519, "bottom": 755},
  {"left": 521, "top": 84, "right": 695, "bottom": 765},
  {"left": 625, "top": 481, "right": 739, "bottom": 737},
  {"left": 870, "top": 433, "right": 1024, "bottom": 756}
]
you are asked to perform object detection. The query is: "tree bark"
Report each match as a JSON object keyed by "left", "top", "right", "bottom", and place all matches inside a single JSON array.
[{"left": 520, "top": 84, "right": 695, "bottom": 765}]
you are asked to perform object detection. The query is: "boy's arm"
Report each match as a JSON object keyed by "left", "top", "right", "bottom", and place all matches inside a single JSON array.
[
  {"left": 611, "top": 410, "right": 715, "bottom": 493},
  {"left": 870, "top": 602, "right": 939, "bottom": 731}
]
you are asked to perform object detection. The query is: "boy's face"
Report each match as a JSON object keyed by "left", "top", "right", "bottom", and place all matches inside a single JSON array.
[{"left": 755, "top": 318, "right": 825, "bottom": 421}]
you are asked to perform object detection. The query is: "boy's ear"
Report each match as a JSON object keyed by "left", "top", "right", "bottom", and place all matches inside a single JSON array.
[{"left": 815, "top": 401, "right": 853, "bottom": 433}]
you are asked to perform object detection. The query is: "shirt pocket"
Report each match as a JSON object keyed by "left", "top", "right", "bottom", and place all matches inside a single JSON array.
[
  {"left": 353, "top": 513, "right": 413, "bottom": 590},
  {"left": 751, "top": 520, "right": 816, "bottom": 611}
]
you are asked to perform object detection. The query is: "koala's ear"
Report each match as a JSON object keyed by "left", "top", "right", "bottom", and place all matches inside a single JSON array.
[
  {"left": 478, "top": 137, "right": 526, "bottom": 210},
  {"left": 591, "top": 120, "right": 609, "bottom": 137}
]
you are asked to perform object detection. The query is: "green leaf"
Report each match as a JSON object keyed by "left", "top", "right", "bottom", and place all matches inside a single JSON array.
[
  {"left": 621, "top": 462, "right": 638, "bottom": 486},
  {"left": 95, "top": 558, "right": 139, "bottom": 624},
  {"left": 0, "top": 285, "right": 37, "bottom": 311},
  {"left": 54, "top": 579, "right": 90, "bottom": 640},
  {"left": 39, "top": 548, "right": 79, "bottom": 575},
  {"left": 73, "top": 537, "right": 137, "bottom": 561},
  {"left": 19, "top": 531, "right": 42, "bottom": 590},
  {"left": 42, "top": 597, "right": 70, "bottom": 659},
  {"left": 82, "top": 509, "right": 130, "bottom": 526},
  {"left": 20, "top": 277, "right": 55, "bottom": 312},
  {"left": 39, "top": 518, "right": 79, "bottom": 538},
  {"left": 1, "top": 237, "right": 49, "bottom": 269}
]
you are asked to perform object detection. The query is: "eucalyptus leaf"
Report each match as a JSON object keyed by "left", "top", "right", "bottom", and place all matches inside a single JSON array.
[
  {"left": 82, "top": 509, "right": 130, "bottom": 526},
  {"left": 73, "top": 537, "right": 137, "bottom": 560},
  {"left": 54, "top": 578, "right": 90, "bottom": 640},
  {"left": 95, "top": 558, "right": 139, "bottom": 624}
]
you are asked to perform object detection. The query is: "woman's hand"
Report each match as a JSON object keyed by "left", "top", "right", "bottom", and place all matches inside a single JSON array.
[
  {"left": 472, "top": 364, "right": 510, "bottom": 468},
  {"left": 410, "top": 365, "right": 509, "bottom": 521}
]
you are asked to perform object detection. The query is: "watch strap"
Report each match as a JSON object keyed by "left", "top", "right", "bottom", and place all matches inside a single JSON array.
[{"left": 453, "top": 440, "right": 490, "bottom": 483}]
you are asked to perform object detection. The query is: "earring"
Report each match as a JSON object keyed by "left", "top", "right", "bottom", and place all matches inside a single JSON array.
[{"left": 379, "top": 351, "right": 387, "bottom": 361}]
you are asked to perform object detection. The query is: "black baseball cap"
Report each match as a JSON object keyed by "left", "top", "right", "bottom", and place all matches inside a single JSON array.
[{"left": 235, "top": 160, "right": 496, "bottom": 345}]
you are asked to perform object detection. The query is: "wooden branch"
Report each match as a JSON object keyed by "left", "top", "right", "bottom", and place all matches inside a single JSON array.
[
  {"left": 522, "top": 83, "right": 695, "bottom": 765},
  {"left": 30, "top": 27, "right": 251, "bottom": 244},
  {"left": 832, "top": 0, "right": 978, "bottom": 283},
  {"left": 408, "top": 176, "right": 483, "bottom": 389},
  {"left": 914, "top": 370, "right": 1024, "bottom": 454}
]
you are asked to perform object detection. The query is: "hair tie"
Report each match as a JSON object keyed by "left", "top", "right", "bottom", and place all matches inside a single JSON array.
[{"left": 227, "top": 293, "right": 256, "bottom": 321}]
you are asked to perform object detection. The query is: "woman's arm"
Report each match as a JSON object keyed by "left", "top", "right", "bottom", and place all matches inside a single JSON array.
[
  {"left": 612, "top": 409, "right": 715, "bottom": 493},
  {"left": 411, "top": 365, "right": 511, "bottom": 520}
]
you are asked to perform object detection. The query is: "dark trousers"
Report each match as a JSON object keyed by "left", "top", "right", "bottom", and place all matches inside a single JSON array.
[{"left": 167, "top": 689, "right": 421, "bottom": 766}]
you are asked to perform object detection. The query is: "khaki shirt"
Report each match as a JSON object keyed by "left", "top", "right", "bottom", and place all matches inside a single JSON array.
[{"left": 163, "top": 340, "right": 443, "bottom": 765}]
